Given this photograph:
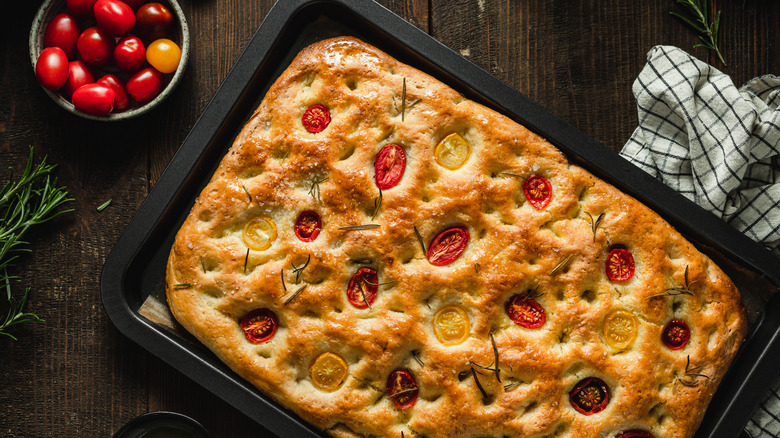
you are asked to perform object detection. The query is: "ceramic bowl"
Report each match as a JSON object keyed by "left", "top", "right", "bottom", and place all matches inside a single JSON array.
[{"left": 112, "top": 411, "right": 211, "bottom": 438}]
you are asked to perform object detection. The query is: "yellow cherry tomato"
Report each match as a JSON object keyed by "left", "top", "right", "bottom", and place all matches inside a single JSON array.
[
  {"left": 242, "top": 215, "right": 277, "bottom": 251},
  {"left": 310, "top": 352, "right": 348, "bottom": 392},
  {"left": 434, "top": 133, "right": 471, "bottom": 170},
  {"left": 433, "top": 305, "right": 470, "bottom": 345},
  {"left": 602, "top": 308, "right": 639, "bottom": 349},
  {"left": 146, "top": 38, "right": 181, "bottom": 74}
]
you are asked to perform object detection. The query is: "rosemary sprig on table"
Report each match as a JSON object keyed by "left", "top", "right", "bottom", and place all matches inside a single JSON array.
[
  {"left": 1, "top": 148, "right": 73, "bottom": 340},
  {"left": 671, "top": 0, "right": 726, "bottom": 66}
]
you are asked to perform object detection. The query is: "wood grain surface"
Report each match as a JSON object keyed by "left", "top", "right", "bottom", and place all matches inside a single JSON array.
[{"left": 1, "top": 0, "right": 777, "bottom": 437}]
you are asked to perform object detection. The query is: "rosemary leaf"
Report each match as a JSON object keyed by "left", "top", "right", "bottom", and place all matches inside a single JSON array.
[
  {"left": 243, "top": 248, "right": 250, "bottom": 274},
  {"left": 280, "top": 269, "right": 287, "bottom": 292},
  {"left": 371, "top": 189, "right": 383, "bottom": 220},
  {"left": 550, "top": 254, "right": 573, "bottom": 276},
  {"left": 357, "top": 281, "right": 372, "bottom": 309},
  {"left": 413, "top": 225, "right": 426, "bottom": 255},
  {"left": 308, "top": 176, "right": 329, "bottom": 201},
  {"left": 503, "top": 381, "right": 522, "bottom": 392},
  {"left": 242, "top": 184, "right": 252, "bottom": 203},
  {"left": 412, "top": 351, "right": 425, "bottom": 367},
  {"left": 97, "top": 199, "right": 112, "bottom": 211},
  {"left": 498, "top": 171, "right": 525, "bottom": 179},
  {"left": 290, "top": 254, "right": 311, "bottom": 283},
  {"left": 200, "top": 256, "right": 206, "bottom": 273},
  {"left": 471, "top": 365, "right": 488, "bottom": 399},
  {"left": 490, "top": 333, "right": 501, "bottom": 383},
  {"left": 339, "top": 224, "right": 381, "bottom": 231},
  {"left": 173, "top": 283, "right": 192, "bottom": 289},
  {"left": 585, "top": 212, "right": 605, "bottom": 242},
  {"left": 284, "top": 284, "right": 308, "bottom": 305}
]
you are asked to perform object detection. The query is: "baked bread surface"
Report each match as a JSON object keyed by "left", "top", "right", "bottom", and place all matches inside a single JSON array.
[{"left": 166, "top": 36, "right": 747, "bottom": 438}]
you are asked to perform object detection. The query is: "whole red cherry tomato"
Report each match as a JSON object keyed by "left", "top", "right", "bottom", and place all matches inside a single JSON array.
[
  {"left": 135, "top": 3, "right": 174, "bottom": 41},
  {"left": 122, "top": 0, "right": 146, "bottom": 10},
  {"left": 35, "top": 47, "right": 70, "bottom": 91},
  {"left": 77, "top": 27, "right": 114, "bottom": 67},
  {"left": 72, "top": 83, "right": 115, "bottom": 116},
  {"left": 97, "top": 74, "right": 130, "bottom": 111},
  {"left": 43, "top": 13, "right": 81, "bottom": 59},
  {"left": 126, "top": 67, "right": 163, "bottom": 103},
  {"left": 94, "top": 0, "right": 136, "bottom": 37},
  {"left": 66, "top": 0, "right": 98, "bottom": 19},
  {"left": 114, "top": 36, "right": 146, "bottom": 72},
  {"left": 62, "top": 60, "right": 95, "bottom": 98}
]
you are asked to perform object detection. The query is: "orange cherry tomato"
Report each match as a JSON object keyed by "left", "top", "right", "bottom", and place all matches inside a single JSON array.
[
  {"left": 602, "top": 309, "right": 639, "bottom": 350},
  {"left": 240, "top": 308, "right": 278, "bottom": 344},
  {"left": 242, "top": 215, "right": 277, "bottom": 251},
  {"left": 310, "top": 352, "right": 348, "bottom": 392},
  {"left": 386, "top": 369, "right": 418, "bottom": 410},
  {"left": 427, "top": 226, "right": 469, "bottom": 266},
  {"left": 433, "top": 306, "right": 470, "bottom": 346},
  {"left": 506, "top": 294, "right": 546, "bottom": 329},
  {"left": 374, "top": 144, "right": 407, "bottom": 190},
  {"left": 146, "top": 38, "right": 181, "bottom": 74},
  {"left": 523, "top": 175, "right": 552, "bottom": 210},
  {"left": 434, "top": 133, "right": 470, "bottom": 170},
  {"left": 346, "top": 267, "right": 377, "bottom": 308},
  {"left": 662, "top": 319, "right": 690, "bottom": 350},
  {"left": 569, "top": 377, "right": 610, "bottom": 416},
  {"left": 605, "top": 248, "right": 635, "bottom": 282},
  {"left": 294, "top": 210, "right": 321, "bottom": 242},
  {"left": 302, "top": 104, "right": 331, "bottom": 133}
]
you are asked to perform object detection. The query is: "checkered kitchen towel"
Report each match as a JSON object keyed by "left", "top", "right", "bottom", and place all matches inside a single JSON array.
[{"left": 619, "top": 45, "right": 780, "bottom": 437}]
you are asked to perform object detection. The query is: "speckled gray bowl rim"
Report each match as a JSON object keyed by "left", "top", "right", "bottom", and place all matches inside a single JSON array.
[
  {"left": 29, "top": 0, "right": 190, "bottom": 121},
  {"left": 111, "top": 411, "right": 212, "bottom": 438}
]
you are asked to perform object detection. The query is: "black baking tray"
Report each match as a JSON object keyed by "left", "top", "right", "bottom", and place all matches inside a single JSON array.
[{"left": 101, "top": 0, "right": 780, "bottom": 437}]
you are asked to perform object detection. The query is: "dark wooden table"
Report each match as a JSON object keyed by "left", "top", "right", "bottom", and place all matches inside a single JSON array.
[{"left": 2, "top": 1, "right": 778, "bottom": 436}]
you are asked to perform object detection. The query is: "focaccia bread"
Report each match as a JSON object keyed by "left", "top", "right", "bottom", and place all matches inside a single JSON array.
[{"left": 166, "top": 37, "right": 747, "bottom": 438}]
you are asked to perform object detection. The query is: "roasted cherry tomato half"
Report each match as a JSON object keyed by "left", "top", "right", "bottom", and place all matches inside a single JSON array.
[
  {"left": 146, "top": 38, "right": 181, "bottom": 74},
  {"left": 97, "top": 74, "right": 129, "bottom": 111},
  {"left": 66, "top": 0, "right": 98, "bottom": 19},
  {"left": 62, "top": 60, "right": 95, "bottom": 98},
  {"left": 386, "top": 369, "right": 418, "bottom": 410},
  {"left": 310, "top": 352, "right": 348, "bottom": 392},
  {"left": 434, "top": 133, "right": 470, "bottom": 170},
  {"left": 43, "top": 13, "right": 81, "bottom": 59},
  {"left": 36, "top": 47, "right": 70, "bottom": 91},
  {"left": 135, "top": 2, "right": 174, "bottom": 41},
  {"left": 602, "top": 308, "right": 639, "bottom": 350},
  {"left": 302, "top": 104, "right": 331, "bottom": 133},
  {"left": 605, "top": 248, "right": 635, "bottom": 282},
  {"left": 72, "top": 83, "right": 115, "bottom": 116},
  {"left": 294, "top": 210, "right": 321, "bottom": 242},
  {"left": 346, "top": 267, "right": 378, "bottom": 308},
  {"left": 427, "top": 226, "right": 469, "bottom": 266},
  {"left": 662, "top": 319, "right": 690, "bottom": 350},
  {"left": 523, "top": 175, "right": 552, "bottom": 210},
  {"left": 506, "top": 294, "right": 546, "bottom": 329},
  {"left": 569, "top": 377, "right": 610, "bottom": 415},
  {"left": 77, "top": 26, "right": 114, "bottom": 67},
  {"left": 242, "top": 215, "right": 278, "bottom": 251},
  {"left": 126, "top": 67, "right": 163, "bottom": 103},
  {"left": 240, "top": 308, "right": 278, "bottom": 344},
  {"left": 616, "top": 430, "right": 653, "bottom": 438},
  {"left": 114, "top": 36, "right": 146, "bottom": 72},
  {"left": 374, "top": 143, "right": 407, "bottom": 190},
  {"left": 433, "top": 305, "right": 470, "bottom": 346},
  {"left": 94, "top": 0, "right": 136, "bottom": 37}
]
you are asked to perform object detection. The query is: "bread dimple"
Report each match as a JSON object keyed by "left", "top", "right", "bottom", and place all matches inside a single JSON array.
[{"left": 166, "top": 36, "right": 747, "bottom": 438}]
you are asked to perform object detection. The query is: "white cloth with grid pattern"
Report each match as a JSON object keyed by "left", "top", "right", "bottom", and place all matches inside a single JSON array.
[{"left": 619, "top": 45, "right": 780, "bottom": 437}]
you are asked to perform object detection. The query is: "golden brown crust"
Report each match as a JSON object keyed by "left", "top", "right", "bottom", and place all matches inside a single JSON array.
[{"left": 166, "top": 36, "right": 747, "bottom": 438}]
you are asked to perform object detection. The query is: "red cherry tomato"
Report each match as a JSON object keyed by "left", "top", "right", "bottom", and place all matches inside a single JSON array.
[
  {"left": 72, "top": 83, "right": 115, "bottom": 116},
  {"left": 240, "top": 308, "right": 278, "bottom": 344},
  {"left": 77, "top": 27, "right": 114, "bottom": 67},
  {"left": 427, "top": 226, "right": 469, "bottom": 266},
  {"left": 35, "top": 47, "right": 70, "bottom": 91},
  {"left": 114, "top": 36, "right": 146, "bottom": 72},
  {"left": 302, "top": 104, "right": 331, "bottom": 133},
  {"left": 616, "top": 431, "right": 653, "bottom": 438},
  {"left": 126, "top": 67, "right": 163, "bottom": 103},
  {"left": 134, "top": 2, "right": 174, "bottom": 41},
  {"left": 94, "top": 0, "right": 136, "bottom": 37},
  {"left": 294, "top": 210, "right": 322, "bottom": 242},
  {"left": 523, "top": 175, "right": 553, "bottom": 210},
  {"left": 386, "top": 369, "right": 418, "bottom": 410},
  {"left": 569, "top": 377, "right": 610, "bottom": 416},
  {"left": 66, "top": 0, "right": 98, "bottom": 19},
  {"left": 605, "top": 248, "right": 635, "bottom": 282},
  {"left": 506, "top": 294, "right": 546, "bottom": 329},
  {"left": 62, "top": 60, "right": 95, "bottom": 98},
  {"left": 43, "top": 13, "right": 81, "bottom": 59},
  {"left": 346, "top": 267, "right": 378, "bottom": 308},
  {"left": 374, "top": 144, "right": 407, "bottom": 190},
  {"left": 97, "top": 74, "right": 130, "bottom": 111},
  {"left": 121, "top": 0, "right": 146, "bottom": 10},
  {"left": 662, "top": 320, "right": 690, "bottom": 350}
]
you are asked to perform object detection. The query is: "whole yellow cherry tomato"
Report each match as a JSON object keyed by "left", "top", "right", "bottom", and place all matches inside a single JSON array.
[{"left": 146, "top": 38, "right": 181, "bottom": 74}]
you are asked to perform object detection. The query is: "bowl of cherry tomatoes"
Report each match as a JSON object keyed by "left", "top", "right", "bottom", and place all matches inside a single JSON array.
[{"left": 29, "top": 0, "right": 189, "bottom": 120}]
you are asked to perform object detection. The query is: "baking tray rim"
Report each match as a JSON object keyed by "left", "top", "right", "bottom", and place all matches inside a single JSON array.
[{"left": 101, "top": 0, "right": 780, "bottom": 437}]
